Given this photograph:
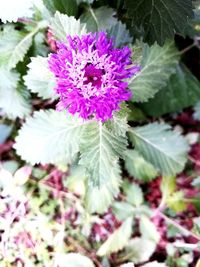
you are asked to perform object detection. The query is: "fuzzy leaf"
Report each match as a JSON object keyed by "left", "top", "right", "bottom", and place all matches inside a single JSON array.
[
  {"left": 142, "top": 65, "right": 200, "bottom": 116},
  {"left": 125, "top": 0, "right": 193, "bottom": 45},
  {"left": 123, "top": 182, "right": 144, "bottom": 207},
  {"left": 55, "top": 253, "right": 95, "bottom": 267},
  {"left": 0, "top": 25, "right": 34, "bottom": 70},
  {"left": 24, "top": 56, "right": 56, "bottom": 100},
  {"left": 129, "top": 123, "right": 189, "bottom": 176},
  {"left": 129, "top": 41, "right": 179, "bottom": 103},
  {"left": 50, "top": 11, "right": 87, "bottom": 42},
  {"left": 125, "top": 150, "right": 158, "bottom": 182},
  {"left": 107, "top": 20, "right": 132, "bottom": 48},
  {"left": 139, "top": 216, "right": 160, "bottom": 243},
  {"left": 84, "top": 160, "right": 121, "bottom": 213},
  {"left": 14, "top": 110, "right": 85, "bottom": 165},
  {"left": 0, "top": 68, "right": 31, "bottom": 119},
  {"left": 123, "top": 238, "right": 157, "bottom": 264},
  {"left": 80, "top": 6, "right": 118, "bottom": 32},
  {"left": 194, "top": 101, "right": 200, "bottom": 120},
  {"left": 97, "top": 217, "right": 132, "bottom": 256},
  {"left": 80, "top": 115, "right": 128, "bottom": 187}
]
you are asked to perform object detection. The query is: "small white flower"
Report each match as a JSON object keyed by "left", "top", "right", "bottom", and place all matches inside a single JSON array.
[{"left": 0, "top": 0, "right": 34, "bottom": 23}]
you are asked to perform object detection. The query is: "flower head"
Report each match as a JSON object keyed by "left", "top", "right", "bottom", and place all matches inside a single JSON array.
[{"left": 48, "top": 32, "right": 140, "bottom": 121}]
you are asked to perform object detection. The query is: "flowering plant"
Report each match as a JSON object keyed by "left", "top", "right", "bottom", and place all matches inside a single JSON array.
[{"left": 0, "top": 0, "right": 200, "bottom": 266}]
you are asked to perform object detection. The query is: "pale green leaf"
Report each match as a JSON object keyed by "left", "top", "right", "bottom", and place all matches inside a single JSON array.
[
  {"left": 0, "top": 25, "right": 32, "bottom": 69},
  {"left": 139, "top": 215, "right": 160, "bottom": 243},
  {"left": 129, "top": 123, "right": 189, "bottom": 176},
  {"left": 24, "top": 56, "right": 56, "bottom": 100},
  {"left": 123, "top": 182, "right": 144, "bottom": 207},
  {"left": 194, "top": 101, "right": 200, "bottom": 120},
  {"left": 84, "top": 160, "right": 121, "bottom": 213},
  {"left": 0, "top": 68, "right": 31, "bottom": 119},
  {"left": 142, "top": 65, "right": 200, "bottom": 117},
  {"left": 107, "top": 21, "right": 132, "bottom": 48},
  {"left": 14, "top": 110, "right": 85, "bottom": 165},
  {"left": 125, "top": 150, "right": 158, "bottom": 182},
  {"left": 55, "top": 253, "right": 95, "bottom": 267},
  {"left": 97, "top": 217, "right": 132, "bottom": 256},
  {"left": 80, "top": 6, "right": 118, "bottom": 32},
  {"left": 123, "top": 238, "right": 157, "bottom": 264},
  {"left": 112, "top": 201, "right": 135, "bottom": 221},
  {"left": 80, "top": 116, "right": 128, "bottom": 187},
  {"left": 50, "top": 11, "right": 87, "bottom": 42},
  {"left": 129, "top": 41, "right": 179, "bottom": 103}
]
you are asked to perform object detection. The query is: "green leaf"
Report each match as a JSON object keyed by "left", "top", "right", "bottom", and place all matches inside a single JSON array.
[
  {"left": 55, "top": 253, "right": 95, "bottom": 267},
  {"left": 44, "top": 0, "right": 78, "bottom": 16},
  {"left": 84, "top": 160, "right": 121, "bottom": 213},
  {"left": 139, "top": 215, "right": 160, "bottom": 243},
  {"left": 129, "top": 41, "right": 179, "bottom": 103},
  {"left": 112, "top": 201, "right": 135, "bottom": 221},
  {"left": 97, "top": 217, "right": 132, "bottom": 256},
  {"left": 142, "top": 262, "right": 167, "bottom": 267},
  {"left": 50, "top": 11, "right": 87, "bottom": 42},
  {"left": 80, "top": 6, "right": 118, "bottom": 32},
  {"left": 0, "top": 23, "right": 44, "bottom": 70},
  {"left": 123, "top": 182, "right": 144, "bottom": 207},
  {"left": 129, "top": 123, "right": 189, "bottom": 176},
  {"left": 194, "top": 101, "right": 200, "bottom": 120},
  {"left": 24, "top": 56, "right": 56, "bottom": 100},
  {"left": 141, "top": 65, "right": 200, "bottom": 117},
  {"left": 14, "top": 110, "right": 85, "bottom": 165},
  {"left": 107, "top": 21, "right": 132, "bottom": 48},
  {"left": 125, "top": 150, "right": 158, "bottom": 182},
  {"left": 80, "top": 114, "right": 128, "bottom": 187},
  {"left": 192, "top": 176, "right": 200, "bottom": 188},
  {"left": 167, "top": 191, "right": 187, "bottom": 212},
  {"left": 123, "top": 238, "right": 156, "bottom": 264},
  {"left": 125, "top": 0, "right": 193, "bottom": 45},
  {"left": 0, "top": 68, "right": 31, "bottom": 119}
]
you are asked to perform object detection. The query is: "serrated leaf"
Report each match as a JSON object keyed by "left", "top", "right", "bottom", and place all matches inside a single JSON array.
[
  {"left": 80, "top": 116, "right": 128, "bottom": 187},
  {"left": 107, "top": 21, "right": 132, "bottom": 48},
  {"left": 123, "top": 238, "right": 156, "bottom": 264},
  {"left": 14, "top": 110, "right": 85, "bottom": 165},
  {"left": 129, "top": 123, "right": 189, "bottom": 176},
  {"left": 0, "top": 68, "right": 31, "bottom": 119},
  {"left": 84, "top": 160, "right": 121, "bottom": 213},
  {"left": 129, "top": 41, "right": 179, "bottom": 103},
  {"left": 50, "top": 11, "right": 87, "bottom": 42},
  {"left": 55, "top": 253, "right": 95, "bottom": 267},
  {"left": 125, "top": 150, "right": 158, "bottom": 182},
  {"left": 97, "top": 217, "right": 132, "bottom": 256},
  {"left": 80, "top": 6, "right": 118, "bottom": 32},
  {"left": 139, "top": 215, "right": 160, "bottom": 243},
  {"left": 44, "top": 0, "right": 78, "bottom": 16},
  {"left": 142, "top": 65, "right": 200, "bottom": 117},
  {"left": 112, "top": 201, "right": 135, "bottom": 221},
  {"left": 125, "top": 0, "right": 193, "bottom": 45},
  {"left": 24, "top": 56, "right": 56, "bottom": 99},
  {"left": 123, "top": 182, "right": 144, "bottom": 207},
  {"left": 194, "top": 101, "right": 200, "bottom": 120},
  {"left": 0, "top": 25, "right": 37, "bottom": 70}
]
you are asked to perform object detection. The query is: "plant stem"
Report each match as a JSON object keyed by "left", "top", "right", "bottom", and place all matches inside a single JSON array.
[{"left": 157, "top": 211, "right": 200, "bottom": 241}]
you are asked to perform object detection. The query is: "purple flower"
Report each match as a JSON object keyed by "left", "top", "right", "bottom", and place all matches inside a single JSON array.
[{"left": 48, "top": 32, "right": 140, "bottom": 121}]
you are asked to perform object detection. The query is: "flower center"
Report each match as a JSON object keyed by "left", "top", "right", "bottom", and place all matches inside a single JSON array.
[{"left": 84, "top": 64, "right": 103, "bottom": 88}]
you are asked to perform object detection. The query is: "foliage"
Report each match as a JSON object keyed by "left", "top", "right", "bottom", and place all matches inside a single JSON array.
[{"left": 0, "top": 0, "right": 200, "bottom": 266}]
